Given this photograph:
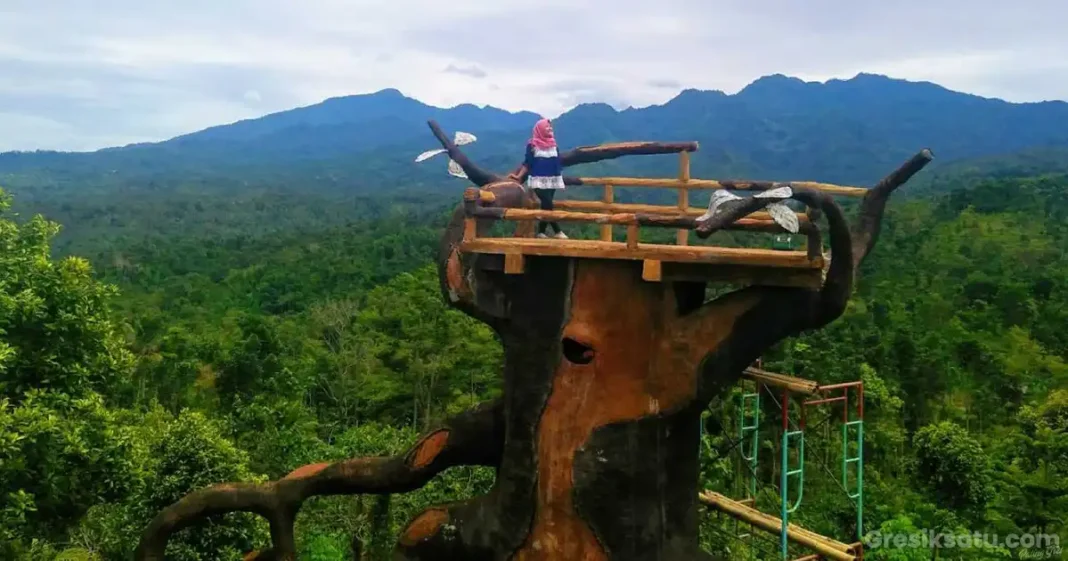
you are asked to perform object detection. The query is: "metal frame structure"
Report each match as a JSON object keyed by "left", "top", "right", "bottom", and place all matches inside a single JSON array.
[{"left": 700, "top": 363, "right": 866, "bottom": 561}]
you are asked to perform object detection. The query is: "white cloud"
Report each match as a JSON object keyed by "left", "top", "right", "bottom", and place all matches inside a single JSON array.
[{"left": 0, "top": 0, "right": 1066, "bottom": 151}]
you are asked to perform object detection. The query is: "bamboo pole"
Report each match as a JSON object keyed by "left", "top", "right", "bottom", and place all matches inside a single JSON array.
[
  {"left": 677, "top": 151, "right": 691, "bottom": 245},
  {"left": 567, "top": 177, "right": 868, "bottom": 197},
  {"left": 473, "top": 207, "right": 695, "bottom": 228},
  {"left": 698, "top": 491, "right": 856, "bottom": 561},
  {"left": 472, "top": 207, "right": 814, "bottom": 236},
  {"left": 601, "top": 184, "right": 614, "bottom": 242},
  {"left": 743, "top": 367, "right": 820, "bottom": 396},
  {"left": 676, "top": 186, "right": 690, "bottom": 246}
]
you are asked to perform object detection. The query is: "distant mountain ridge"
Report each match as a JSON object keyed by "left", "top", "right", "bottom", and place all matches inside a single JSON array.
[
  {"left": 3, "top": 73, "right": 1068, "bottom": 194},
  {"left": 165, "top": 88, "right": 540, "bottom": 149}
]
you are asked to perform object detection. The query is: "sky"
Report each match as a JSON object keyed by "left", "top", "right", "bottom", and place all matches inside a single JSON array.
[{"left": 1, "top": 0, "right": 1067, "bottom": 152}]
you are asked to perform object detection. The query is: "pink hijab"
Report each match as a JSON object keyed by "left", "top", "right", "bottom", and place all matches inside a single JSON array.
[{"left": 529, "top": 118, "right": 557, "bottom": 150}]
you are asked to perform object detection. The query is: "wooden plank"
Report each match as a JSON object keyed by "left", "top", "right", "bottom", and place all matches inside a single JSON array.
[
  {"left": 570, "top": 177, "right": 868, "bottom": 197},
  {"left": 476, "top": 256, "right": 822, "bottom": 288},
  {"left": 460, "top": 238, "right": 823, "bottom": 270},
  {"left": 642, "top": 260, "right": 662, "bottom": 282},
  {"left": 661, "top": 263, "right": 823, "bottom": 289},
  {"left": 486, "top": 208, "right": 663, "bottom": 226},
  {"left": 601, "top": 184, "right": 614, "bottom": 242},
  {"left": 626, "top": 224, "right": 639, "bottom": 249},
  {"left": 678, "top": 151, "right": 691, "bottom": 182},
  {"left": 554, "top": 200, "right": 811, "bottom": 224},
  {"left": 477, "top": 208, "right": 808, "bottom": 235},
  {"left": 504, "top": 253, "right": 525, "bottom": 274},
  {"left": 698, "top": 491, "right": 856, "bottom": 561}
]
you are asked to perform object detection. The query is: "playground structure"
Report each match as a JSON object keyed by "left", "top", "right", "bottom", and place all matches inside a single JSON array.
[
  {"left": 697, "top": 364, "right": 866, "bottom": 560},
  {"left": 134, "top": 120, "right": 932, "bottom": 561}
]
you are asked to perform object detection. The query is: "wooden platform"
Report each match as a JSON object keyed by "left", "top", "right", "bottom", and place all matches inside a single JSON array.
[
  {"left": 462, "top": 237, "right": 825, "bottom": 287},
  {"left": 456, "top": 149, "right": 843, "bottom": 288}
]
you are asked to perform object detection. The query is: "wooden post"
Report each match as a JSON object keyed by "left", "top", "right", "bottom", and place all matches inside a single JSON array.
[
  {"left": 601, "top": 184, "right": 614, "bottom": 242},
  {"left": 463, "top": 217, "right": 476, "bottom": 242},
  {"left": 626, "top": 223, "right": 639, "bottom": 249},
  {"left": 504, "top": 253, "right": 525, "bottom": 274},
  {"left": 676, "top": 188, "right": 689, "bottom": 246},
  {"left": 677, "top": 152, "right": 690, "bottom": 246},
  {"left": 642, "top": 260, "right": 662, "bottom": 282}
]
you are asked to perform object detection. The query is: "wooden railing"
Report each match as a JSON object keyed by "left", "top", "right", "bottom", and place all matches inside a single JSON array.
[{"left": 458, "top": 151, "right": 868, "bottom": 271}]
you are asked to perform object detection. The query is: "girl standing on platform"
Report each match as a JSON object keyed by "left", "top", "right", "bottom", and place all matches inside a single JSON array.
[{"left": 510, "top": 118, "right": 567, "bottom": 239}]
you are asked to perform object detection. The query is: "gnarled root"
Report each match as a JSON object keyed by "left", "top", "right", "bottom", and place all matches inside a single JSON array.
[{"left": 134, "top": 400, "right": 504, "bottom": 561}]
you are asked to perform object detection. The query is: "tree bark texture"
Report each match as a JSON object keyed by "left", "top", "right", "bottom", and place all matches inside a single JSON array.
[{"left": 135, "top": 121, "right": 933, "bottom": 560}]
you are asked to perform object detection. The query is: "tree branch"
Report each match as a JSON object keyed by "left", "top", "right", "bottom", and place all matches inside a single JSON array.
[
  {"left": 852, "top": 149, "right": 934, "bottom": 268},
  {"left": 519, "top": 141, "right": 698, "bottom": 184},
  {"left": 790, "top": 188, "right": 854, "bottom": 327},
  {"left": 560, "top": 141, "right": 699, "bottom": 167},
  {"left": 427, "top": 120, "right": 503, "bottom": 187},
  {"left": 135, "top": 399, "right": 504, "bottom": 561}
]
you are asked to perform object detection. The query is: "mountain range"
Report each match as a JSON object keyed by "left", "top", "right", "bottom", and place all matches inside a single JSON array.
[{"left": 3, "top": 73, "right": 1068, "bottom": 196}]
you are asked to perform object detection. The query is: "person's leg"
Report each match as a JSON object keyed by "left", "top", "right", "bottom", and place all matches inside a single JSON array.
[
  {"left": 543, "top": 189, "right": 562, "bottom": 234},
  {"left": 535, "top": 189, "right": 552, "bottom": 235}
]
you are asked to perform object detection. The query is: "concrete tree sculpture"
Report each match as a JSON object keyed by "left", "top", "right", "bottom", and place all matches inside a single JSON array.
[{"left": 135, "top": 120, "right": 933, "bottom": 561}]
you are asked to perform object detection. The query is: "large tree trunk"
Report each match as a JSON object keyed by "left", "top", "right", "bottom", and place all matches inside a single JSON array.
[
  {"left": 133, "top": 122, "right": 931, "bottom": 561},
  {"left": 402, "top": 257, "right": 720, "bottom": 560}
]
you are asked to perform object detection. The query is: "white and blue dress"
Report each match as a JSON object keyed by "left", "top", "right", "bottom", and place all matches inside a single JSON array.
[
  {"left": 524, "top": 144, "right": 566, "bottom": 190},
  {"left": 524, "top": 144, "right": 565, "bottom": 235}
]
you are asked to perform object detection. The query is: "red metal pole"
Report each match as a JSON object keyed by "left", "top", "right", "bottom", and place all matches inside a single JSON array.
[
  {"left": 843, "top": 387, "right": 849, "bottom": 424},
  {"left": 858, "top": 382, "right": 864, "bottom": 420},
  {"left": 782, "top": 390, "right": 790, "bottom": 430}
]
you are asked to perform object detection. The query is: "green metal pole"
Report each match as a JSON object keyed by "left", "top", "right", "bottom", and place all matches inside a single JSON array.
[
  {"left": 843, "top": 419, "right": 864, "bottom": 542},
  {"left": 857, "top": 421, "right": 864, "bottom": 542},
  {"left": 781, "top": 427, "right": 788, "bottom": 561}
]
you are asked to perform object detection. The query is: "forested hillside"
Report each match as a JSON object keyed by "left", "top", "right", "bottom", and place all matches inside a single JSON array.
[
  {"left": 2, "top": 161, "right": 1067, "bottom": 558},
  {"left": 2, "top": 70, "right": 1068, "bottom": 559}
]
